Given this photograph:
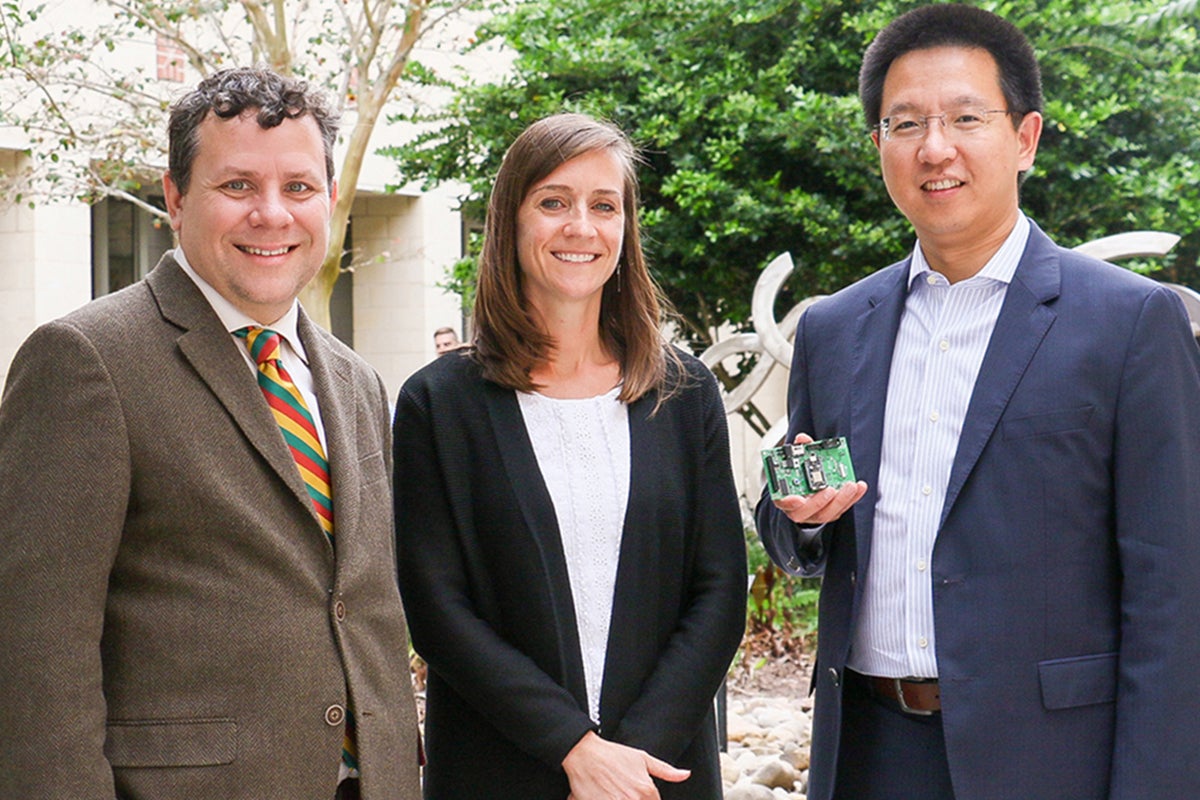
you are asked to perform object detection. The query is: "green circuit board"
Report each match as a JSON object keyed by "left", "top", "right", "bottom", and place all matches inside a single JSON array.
[{"left": 762, "top": 437, "right": 856, "bottom": 500}]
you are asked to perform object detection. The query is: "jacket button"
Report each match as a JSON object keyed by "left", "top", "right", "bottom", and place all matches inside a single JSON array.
[
  {"left": 334, "top": 600, "right": 346, "bottom": 622},
  {"left": 828, "top": 667, "right": 841, "bottom": 688},
  {"left": 325, "top": 704, "right": 345, "bottom": 726}
]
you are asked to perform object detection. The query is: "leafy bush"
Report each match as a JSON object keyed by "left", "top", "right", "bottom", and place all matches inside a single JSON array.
[{"left": 745, "top": 525, "right": 821, "bottom": 642}]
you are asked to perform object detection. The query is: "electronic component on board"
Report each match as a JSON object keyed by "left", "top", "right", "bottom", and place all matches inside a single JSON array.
[{"left": 762, "top": 437, "right": 856, "bottom": 500}]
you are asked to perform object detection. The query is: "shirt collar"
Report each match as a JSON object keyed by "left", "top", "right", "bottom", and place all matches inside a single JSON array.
[
  {"left": 907, "top": 212, "right": 1031, "bottom": 289},
  {"left": 173, "top": 247, "right": 309, "bottom": 365}
]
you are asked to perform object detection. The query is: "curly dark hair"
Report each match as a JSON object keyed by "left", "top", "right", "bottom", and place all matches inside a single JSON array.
[{"left": 167, "top": 66, "right": 339, "bottom": 194}]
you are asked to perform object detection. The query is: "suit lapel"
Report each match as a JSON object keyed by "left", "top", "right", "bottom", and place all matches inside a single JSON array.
[
  {"left": 849, "top": 264, "right": 910, "bottom": 571},
  {"left": 146, "top": 256, "right": 331, "bottom": 533},
  {"left": 940, "top": 225, "right": 1061, "bottom": 526},
  {"left": 301, "top": 312, "right": 358, "bottom": 550}
]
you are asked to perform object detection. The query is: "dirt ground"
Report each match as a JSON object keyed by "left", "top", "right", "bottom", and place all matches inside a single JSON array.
[{"left": 725, "top": 623, "right": 815, "bottom": 701}]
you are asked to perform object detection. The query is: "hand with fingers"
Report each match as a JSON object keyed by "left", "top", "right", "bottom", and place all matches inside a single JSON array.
[
  {"left": 773, "top": 433, "right": 867, "bottom": 525},
  {"left": 563, "top": 731, "right": 690, "bottom": 800}
]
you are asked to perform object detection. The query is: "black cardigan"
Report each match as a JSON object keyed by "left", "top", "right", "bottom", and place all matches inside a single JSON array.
[{"left": 393, "top": 349, "right": 747, "bottom": 799}]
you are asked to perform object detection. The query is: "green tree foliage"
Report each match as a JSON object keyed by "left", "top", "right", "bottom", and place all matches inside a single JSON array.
[
  {"left": 1019, "top": 3, "right": 1200, "bottom": 286},
  {"left": 389, "top": 0, "right": 1200, "bottom": 345}
]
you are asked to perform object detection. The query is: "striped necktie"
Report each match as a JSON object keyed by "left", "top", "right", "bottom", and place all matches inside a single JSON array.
[
  {"left": 235, "top": 326, "right": 334, "bottom": 542},
  {"left": 235, "top": 327, "right": 359, "bottom": 773}
]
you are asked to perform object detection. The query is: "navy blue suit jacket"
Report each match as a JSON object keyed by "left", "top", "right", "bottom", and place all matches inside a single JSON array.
[{"left": 756, "top": 221, "right": 1200, "bottom": 800}]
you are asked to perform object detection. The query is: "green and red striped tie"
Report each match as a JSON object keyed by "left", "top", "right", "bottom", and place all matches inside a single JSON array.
[
  {"left": 235, "top": 326, "right": 357, "bottom": 772},
  {"left": 236, "top": 326, "right": 334, "bottom": 541}
]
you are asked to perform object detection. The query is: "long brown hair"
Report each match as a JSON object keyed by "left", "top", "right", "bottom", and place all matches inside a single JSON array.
[{"left": 472, "top": 112, "right": 682, "bottom": 405}]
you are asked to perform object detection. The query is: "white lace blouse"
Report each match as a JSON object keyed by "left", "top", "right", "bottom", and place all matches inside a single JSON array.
[{"left": 517, "top": 386, "right": 630, "bottom": 724}]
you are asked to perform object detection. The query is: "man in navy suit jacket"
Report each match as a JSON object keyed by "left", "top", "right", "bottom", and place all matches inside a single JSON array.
[{"left": 755, "top": 6, "right": 1200, "bottom": 800}]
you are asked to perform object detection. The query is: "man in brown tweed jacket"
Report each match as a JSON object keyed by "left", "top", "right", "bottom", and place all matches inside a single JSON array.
[{"left": 0, "top": 67, "right": 419, "bottom": 800}]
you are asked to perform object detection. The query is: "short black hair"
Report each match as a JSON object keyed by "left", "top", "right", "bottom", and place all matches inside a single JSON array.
[
  {"left": 167, "top": 67, "right": 339, "bottom": 194},
  {"left": 859, "top": 4, "right": 1043, "bottom": 130}
]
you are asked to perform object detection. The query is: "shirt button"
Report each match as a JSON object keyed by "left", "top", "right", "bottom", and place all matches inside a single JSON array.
[
  {"left": 939, "top": 340, "right": 950, "bottom": 351},
  {"left": 334, "top": 600, "right": 346, "bottom": 622},
  {"left": 926, "top": 274, "right": 939, "bottom": 285},
  {"left": 922, "top": 485, "right": 932, "bottom": 496},
  {"left": 917, "top": 559, "right": 927, "bottom": 571},
  {"left": 918, "top": 637, "right": 929, "bottom": 648},
  {"left": 929, "top": 411, "right": 940, "bottom": 422},
  {"left": 324, "top": 704, "right": 345, "bottom": 726}
]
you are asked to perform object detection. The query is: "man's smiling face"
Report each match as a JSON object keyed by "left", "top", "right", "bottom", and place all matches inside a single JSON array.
[
  {"left": 874, "top": 46, "right": 1040, "bottom": 265},
  {"left": 163, "top": 110, "right": 335, "bottom": 324}
]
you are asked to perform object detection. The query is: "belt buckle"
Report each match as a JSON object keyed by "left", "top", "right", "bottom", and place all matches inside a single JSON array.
[{"left": 894, "top": 677, "right": 935, "bottom": 716}]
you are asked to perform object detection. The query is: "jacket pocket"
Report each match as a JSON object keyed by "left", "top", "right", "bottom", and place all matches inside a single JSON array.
[
  {"left": 105, "top": 717, "right": 237, "bottom": 767},
  {"left": 1002, "top": 405, "right": 1095, "bottom": 440},
  {"left": 358, "top": 449, "right": 387, "bottom": 487},
  {"left": 1038, "top": 652, "right": 1117, "bottom": 710}
]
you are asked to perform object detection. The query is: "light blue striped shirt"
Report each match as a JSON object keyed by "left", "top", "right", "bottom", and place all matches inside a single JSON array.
[{"left": 848, "top": 214, "right": 1030, "bottom": 679}]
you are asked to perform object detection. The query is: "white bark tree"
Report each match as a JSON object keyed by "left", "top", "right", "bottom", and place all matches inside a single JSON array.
[{"left": 0, "top": 0, "right": 483, "bottom": 327}]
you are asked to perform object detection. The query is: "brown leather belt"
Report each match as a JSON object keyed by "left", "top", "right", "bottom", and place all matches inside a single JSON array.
[{"left": 867, "top": 675, "right": 941, "bottom": 715}]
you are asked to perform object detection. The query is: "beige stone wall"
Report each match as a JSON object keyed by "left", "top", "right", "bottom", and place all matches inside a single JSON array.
[
  {"left": 350, "top": 188, "right": 464, "bottom": 400},
  {"left": 0, "top": 148, "right": 92, "bottom": 389}
]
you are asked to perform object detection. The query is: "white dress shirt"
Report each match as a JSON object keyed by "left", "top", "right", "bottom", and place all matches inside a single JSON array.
[{"left": 848, "top": 215, "right": 1030, "bottom": 679}]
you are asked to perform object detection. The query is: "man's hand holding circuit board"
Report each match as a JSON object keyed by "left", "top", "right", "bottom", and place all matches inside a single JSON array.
[{"left": 763, "top": 434, "right": 869, "bottom": 526}]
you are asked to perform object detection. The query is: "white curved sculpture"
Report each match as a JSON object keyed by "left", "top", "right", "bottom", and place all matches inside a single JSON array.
[
  {"left": 1070, "top": 231, "right": 1179, "bottom": 261},
  {"left": 699, "top": 252, "right": 826, "bottom": 416},
  {"left": 750, "top": 253, "right": 805, "bottom": 367}
]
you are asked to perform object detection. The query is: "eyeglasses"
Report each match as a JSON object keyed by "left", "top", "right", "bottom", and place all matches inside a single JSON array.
[{"left": 876, "top": 108, "right": 1019, "bottom": 143}]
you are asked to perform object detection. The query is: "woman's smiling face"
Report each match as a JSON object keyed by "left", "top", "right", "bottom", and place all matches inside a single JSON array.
[{"left": 516, "top": 148, "right": 626, "bottom": 317}]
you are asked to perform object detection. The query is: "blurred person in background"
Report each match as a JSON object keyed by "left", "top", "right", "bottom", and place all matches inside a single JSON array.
[{"left": 433, "top": 325, "right": 463, "bottom": 356}]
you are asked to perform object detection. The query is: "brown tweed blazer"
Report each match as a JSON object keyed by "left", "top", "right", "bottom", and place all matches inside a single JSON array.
[{"left": 0, "top": 254, "right": 419, "bottom": 799}]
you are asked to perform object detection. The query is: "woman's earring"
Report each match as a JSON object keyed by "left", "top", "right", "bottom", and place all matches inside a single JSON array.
[{"left": 616, "top": 262, "right": 622, "bottom": 293}]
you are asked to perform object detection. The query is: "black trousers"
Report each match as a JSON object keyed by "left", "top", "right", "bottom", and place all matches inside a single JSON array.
[
  {"left": 833, "top": 670, "right": 956, "bottom": 800},
  {"left": 335, "top": 779, "right": 361, "bottom": 800}
]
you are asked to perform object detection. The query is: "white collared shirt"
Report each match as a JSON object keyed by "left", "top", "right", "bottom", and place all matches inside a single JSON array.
[
  {"left": 173, "top": 248, "right": 329, "bottom": 454},
  {"left": 847, "top": 214, "right": 1030, "bottom": 679}
]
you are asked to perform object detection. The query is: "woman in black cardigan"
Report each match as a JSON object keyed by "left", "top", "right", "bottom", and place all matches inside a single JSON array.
[{"left": 393, "top": 113, "right": 747, "bottom": 799}]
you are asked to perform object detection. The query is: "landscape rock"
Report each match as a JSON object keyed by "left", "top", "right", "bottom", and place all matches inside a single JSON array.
[
  {"left": 723, "top": 692, "right": 813, "bottom": 800},
  {"left": 724, "top": 782, "right": 779, "bottom": 800},
  {"left": 751, "top": 758, "right": 797, "bottom": 790}
]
